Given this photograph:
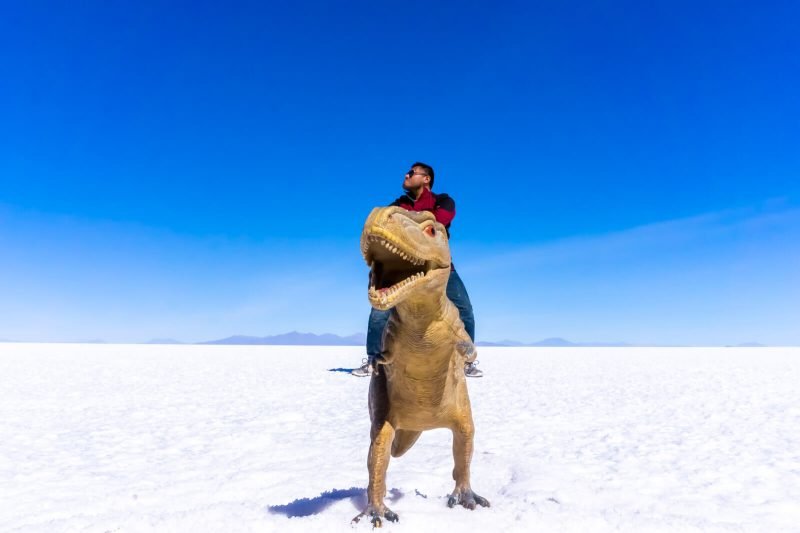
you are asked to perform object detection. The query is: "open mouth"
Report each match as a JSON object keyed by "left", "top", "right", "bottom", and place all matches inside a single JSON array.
[{"left": 364, "top": 234, "right": 432, "bottom": 306}]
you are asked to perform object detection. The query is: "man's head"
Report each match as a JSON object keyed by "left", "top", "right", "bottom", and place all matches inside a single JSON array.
[{"left": 403, "top": 162, "right": 435, "bottom": 196}]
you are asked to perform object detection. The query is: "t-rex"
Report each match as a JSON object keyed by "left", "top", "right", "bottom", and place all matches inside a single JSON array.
[{"left": 352, "top": 206, "right": 490, "bottom": 527}]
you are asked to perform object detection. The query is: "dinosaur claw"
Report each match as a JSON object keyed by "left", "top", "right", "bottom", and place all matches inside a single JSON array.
[
  {"left": 353, "top": 506, "right": 399, "bottom": 527},
  {"left": 475, "top": 494, "right": 490, "bottom": 507},
  {"left": 448, "top": 488, "right": 490, "bottom": 510}
]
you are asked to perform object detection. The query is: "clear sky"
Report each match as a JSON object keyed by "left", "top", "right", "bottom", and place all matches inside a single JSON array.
[{"left": 1, "top": 1, "right": 798, "bottom": 345}]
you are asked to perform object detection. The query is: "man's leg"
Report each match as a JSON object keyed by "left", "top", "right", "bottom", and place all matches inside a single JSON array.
[
  {"left": 446, "top": 270, "right": 475, "bottom": 342},
  {"left": 367, "top": 307, "right": 391, "bottom": 357},
  {"left": 446, "top": 270, "right": 483, "bottom": 377},
  {"left": 352, "top": 307, "right": 391, "bottom": 376}
]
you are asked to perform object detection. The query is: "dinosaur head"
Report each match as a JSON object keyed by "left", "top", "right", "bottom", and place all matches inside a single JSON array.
[{"left": 361, "top": 206, "right": 452, "bottom": 310}]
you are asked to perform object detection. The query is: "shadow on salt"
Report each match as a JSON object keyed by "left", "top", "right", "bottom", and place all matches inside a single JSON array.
[{"left": 267, "top": 487, "right": 404, "bottom": 517}]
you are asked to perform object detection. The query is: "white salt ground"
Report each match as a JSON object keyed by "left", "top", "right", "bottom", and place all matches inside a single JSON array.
[{"left": 1, "top": 344, "right": 799, "bottom": 532}]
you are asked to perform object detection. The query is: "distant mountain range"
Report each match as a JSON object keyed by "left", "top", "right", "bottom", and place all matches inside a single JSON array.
[
  {"left": 475, "top": 337, "right": 631, "bottom": 347},
  {"left": 199, "top": 331, "right": 368, "bottom": 346},
  {"left": 0, "top": 334, "right": 773, "bottom": 347},
  {"left": 198, "top": 333, "right": 630, "bottom": 347},
  {"left": 196, "top": 334, "right": 771, "bottom": 347}
]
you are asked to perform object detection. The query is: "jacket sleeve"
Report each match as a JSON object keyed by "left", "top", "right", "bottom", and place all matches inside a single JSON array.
[
  {"left": 432, "top": 193, "right": 456, "bottom": 227},
  {"left": 389, "top": 194, "right": 413, "bottom": 208}
]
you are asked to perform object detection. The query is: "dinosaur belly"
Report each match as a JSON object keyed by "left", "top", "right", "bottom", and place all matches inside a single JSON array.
[{"left": 384, "top": 361, "right": 463, "bottom": 431}]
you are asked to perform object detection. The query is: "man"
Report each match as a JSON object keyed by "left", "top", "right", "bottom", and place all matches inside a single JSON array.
[{"left": 352, "top": 162, "right": 483, "bottom": 378}]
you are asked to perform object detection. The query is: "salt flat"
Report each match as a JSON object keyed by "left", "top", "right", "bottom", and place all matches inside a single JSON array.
[{"left": 1, "top": 344, "right": 799, "bottom": 532}]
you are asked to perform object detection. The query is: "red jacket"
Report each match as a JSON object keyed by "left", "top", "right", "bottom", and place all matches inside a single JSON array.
[
  {"left": 390, "top": 188, "right": 456, "bottom": 237},
  {"left": 391, "top": 188, "right": 457, "bottom": 270}
]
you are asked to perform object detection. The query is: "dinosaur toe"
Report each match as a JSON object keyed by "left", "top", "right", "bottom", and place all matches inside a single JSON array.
[
  {"left": 352, "top": 505, "right": 399, "bottom": 527},
  {"left": 448, "top": 488, "right": 490, "bottom": 510}
]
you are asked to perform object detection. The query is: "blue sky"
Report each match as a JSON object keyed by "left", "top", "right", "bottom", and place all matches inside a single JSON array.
[{"left": 1, "top": 1, "right": 798, "bottom": 344}]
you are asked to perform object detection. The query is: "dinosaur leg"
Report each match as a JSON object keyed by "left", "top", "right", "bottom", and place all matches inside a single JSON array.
[
  {"left": 352, "top": 420, "right": 399, "bottom": 526},
  {"left": 357, "top": 368, "right": 397, "bottom": 526},
  {"left": 447, "top": 416, "right": 490, "bottom": 510}
]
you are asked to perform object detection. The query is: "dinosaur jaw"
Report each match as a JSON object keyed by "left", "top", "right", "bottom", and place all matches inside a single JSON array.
[{"left": 364, "top": 234, "right": 449, "bottom": 310}]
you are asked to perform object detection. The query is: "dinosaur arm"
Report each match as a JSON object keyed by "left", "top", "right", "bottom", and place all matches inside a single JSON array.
[{"left": 456, "top": 340, "right": 478, "bottom": 363}]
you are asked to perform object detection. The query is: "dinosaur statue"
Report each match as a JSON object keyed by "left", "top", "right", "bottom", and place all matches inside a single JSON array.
[{"left": 352, "top": 206, "right": 490, "bottom": 527}]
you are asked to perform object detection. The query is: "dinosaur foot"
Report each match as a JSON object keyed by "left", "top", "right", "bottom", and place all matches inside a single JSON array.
[
  {"left": 447, "top": 488, "right": 490, "bottom": 510},
  {"left": 351, "top": 505, "right": 399, "bottom": 528}
]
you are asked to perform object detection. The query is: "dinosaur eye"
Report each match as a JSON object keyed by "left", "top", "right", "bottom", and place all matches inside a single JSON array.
[{"left": 424, "top": 226, "right": 436, "bottom": 237}]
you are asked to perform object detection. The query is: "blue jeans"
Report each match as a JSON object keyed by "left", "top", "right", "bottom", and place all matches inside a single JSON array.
[{"left": 366, "top": 269, "right": 475, "bottom": 357}]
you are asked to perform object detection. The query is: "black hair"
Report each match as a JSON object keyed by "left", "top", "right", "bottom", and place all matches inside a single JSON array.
[{"left": 411, "top": 162, "right": 435, "bottom": 189}]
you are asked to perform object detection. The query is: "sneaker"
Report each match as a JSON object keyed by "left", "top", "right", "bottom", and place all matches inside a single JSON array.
[
  {"left": 464, "top": 360, "right": 483, "bottom": 378},
  {"left": 351, "top": 358, "right": 373, "bottom": 377}
]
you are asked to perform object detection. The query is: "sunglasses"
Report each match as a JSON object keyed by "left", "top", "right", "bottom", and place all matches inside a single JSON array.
[{"left": 406, "top": 170, "right": 428, "bottom": 178}]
